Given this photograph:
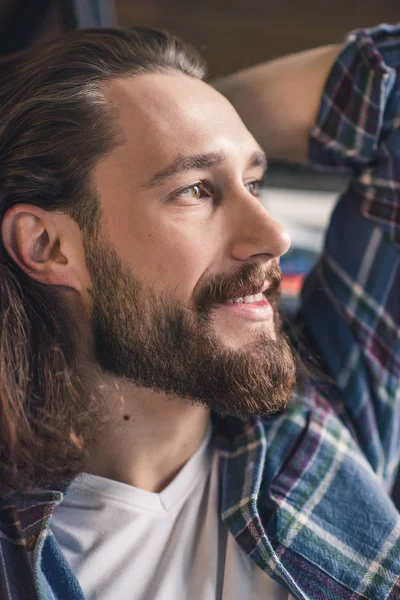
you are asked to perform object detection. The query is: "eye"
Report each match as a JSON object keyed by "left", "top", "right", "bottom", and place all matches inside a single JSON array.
[
  {"left": 184, "top": 184, "right": 202, "bottom": 200},
  {"left": 245, "top": 180, "right": 261, "bottom": 197},
  {"left": 171, "top": 182, "right": 211, "bottom": 205}
]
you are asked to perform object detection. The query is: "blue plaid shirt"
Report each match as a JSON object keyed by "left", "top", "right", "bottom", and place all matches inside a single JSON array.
[{"left": 1, "top": 24, "right": 400, "bottom": 600}]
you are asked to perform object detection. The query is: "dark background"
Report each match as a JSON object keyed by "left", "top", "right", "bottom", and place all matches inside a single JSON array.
[
  {"left": 116, "top": 0, "right": 400, "bottom": 77},
  {"left": 1, "top": 1, "right": 400, "bottom": 76}
]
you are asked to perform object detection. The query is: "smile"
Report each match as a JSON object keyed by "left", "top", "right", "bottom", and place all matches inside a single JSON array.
[
  {"left": 214, "top": 294, "right": 273, "bottom": 322},
  {"left": 226, "top": 291, "right": 264, "bottom": 304},
  {"left": 224, "top": 280, "right": 271, "bottom": 304}
]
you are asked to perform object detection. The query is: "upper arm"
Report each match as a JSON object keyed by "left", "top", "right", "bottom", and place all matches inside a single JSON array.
[
  {"left": 212, "top": 44, "right": 342, "bottom": 163},
  {"left": 298, "top": 24, "right": 400, "bottom": 489}
]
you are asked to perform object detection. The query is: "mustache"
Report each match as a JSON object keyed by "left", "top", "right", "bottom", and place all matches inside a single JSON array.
[{"left": 195, "top": 261, "right": 282, "bottom": 314}]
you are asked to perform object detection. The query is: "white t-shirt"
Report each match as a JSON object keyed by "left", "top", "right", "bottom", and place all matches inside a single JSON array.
[{"left": 51, "top": 428, "right": 293, "bottom": 599}]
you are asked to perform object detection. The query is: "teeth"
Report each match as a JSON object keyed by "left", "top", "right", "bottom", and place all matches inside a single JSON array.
[{"left": 226, "top": 292, "right": 264, "bottom": 304}]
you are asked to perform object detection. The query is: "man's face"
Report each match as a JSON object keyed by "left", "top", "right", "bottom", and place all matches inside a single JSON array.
[{"left": 85, "top": 72, "right": 295, "bottom": 416}]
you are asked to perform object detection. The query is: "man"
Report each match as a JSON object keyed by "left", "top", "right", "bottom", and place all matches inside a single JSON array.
[{"left": 0, "top": 22, "right": 399, "bottom": 600}]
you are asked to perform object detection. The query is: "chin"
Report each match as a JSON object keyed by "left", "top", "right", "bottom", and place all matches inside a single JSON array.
[{"left": 217, "top": 325, "right": 277, "bottom": 350}]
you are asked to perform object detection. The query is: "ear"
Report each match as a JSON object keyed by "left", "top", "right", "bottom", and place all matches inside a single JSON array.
[{"left": 1, "top": 204, "right": 89, "bottom": 293}]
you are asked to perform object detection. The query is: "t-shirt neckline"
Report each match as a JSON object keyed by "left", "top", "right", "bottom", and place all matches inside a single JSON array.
[{"left": 68, "top": 422, "right": 213, "bottom": 515}]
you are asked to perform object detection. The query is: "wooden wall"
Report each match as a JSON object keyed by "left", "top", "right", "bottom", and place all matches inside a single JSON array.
[{"left": 116, "top": 0, "right": 400, "bottom": 77}]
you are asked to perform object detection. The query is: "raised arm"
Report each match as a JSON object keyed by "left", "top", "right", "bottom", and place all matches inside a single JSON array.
[
  {"left": 216, "top": 25, "right": 400, "bottom": 489},
  {"left": 213, "top": 44, "right": 342, "bottom": 163}
]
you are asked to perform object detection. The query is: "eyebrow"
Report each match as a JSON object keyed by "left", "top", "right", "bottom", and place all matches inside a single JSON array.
[{"left": 141, "top": 149, "right": 267, "bottom": 189}]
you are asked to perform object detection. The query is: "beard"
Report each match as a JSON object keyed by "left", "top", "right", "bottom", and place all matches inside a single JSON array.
[{"left": 83, "top": 237, "right": 296, "bottom": 418}]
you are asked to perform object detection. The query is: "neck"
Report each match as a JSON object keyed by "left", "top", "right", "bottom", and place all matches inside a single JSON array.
[{"left": 84, "top": 372, "right": 210, "bottom": 493}]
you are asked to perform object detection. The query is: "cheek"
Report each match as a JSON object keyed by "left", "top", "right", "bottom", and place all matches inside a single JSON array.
[
  {"left": 148, "top": 229, "right": 210, "bottom": 293},
  {"left": 107, "top": 210, "right": 213, "bottom": 294}
]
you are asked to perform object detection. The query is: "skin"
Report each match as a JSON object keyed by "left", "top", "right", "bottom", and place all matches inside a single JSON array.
[
  {"left": 1, "top": 73, "right": 291, "bottom": 492},
  {"left": 213, "top": 44, "right": 342, "bottom": 162}
]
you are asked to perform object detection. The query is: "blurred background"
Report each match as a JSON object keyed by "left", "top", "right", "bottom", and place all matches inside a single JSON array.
[
  {"left": 1, "top": 0, "right": 400, "bottom": 500},
  {"left": 1, "top": 1, "right": 399, "bottom": 76}
]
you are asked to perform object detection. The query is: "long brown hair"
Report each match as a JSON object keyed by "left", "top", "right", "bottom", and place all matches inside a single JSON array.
[{"left": 0, "top": 27, "right": 205, "bottom": 497}]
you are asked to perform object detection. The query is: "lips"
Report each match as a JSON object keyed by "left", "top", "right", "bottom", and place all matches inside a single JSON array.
[
  {"left": 195, "top": 262, "right": 282, "bottom": 317},
  {"left": 224, "top": 280, "right": 272, "bottom": 303}
]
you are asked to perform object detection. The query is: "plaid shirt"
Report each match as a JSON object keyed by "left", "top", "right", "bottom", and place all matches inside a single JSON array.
[{"left": 1, "top": 24, "right": 400, "bottom": 600}]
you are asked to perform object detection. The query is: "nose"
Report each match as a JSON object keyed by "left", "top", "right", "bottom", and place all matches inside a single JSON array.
[{"left": 229, "top": 189, "right": 291, "bottom": 261}]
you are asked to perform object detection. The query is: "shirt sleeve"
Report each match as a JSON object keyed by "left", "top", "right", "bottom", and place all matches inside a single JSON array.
[{"left": 298, "top": 24, "right": 400, "bottom": 490}]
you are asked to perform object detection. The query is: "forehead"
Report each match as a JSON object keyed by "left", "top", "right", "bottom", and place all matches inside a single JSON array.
[{"left": 103, "top": 73, "right": 260, "bottom": 177}]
